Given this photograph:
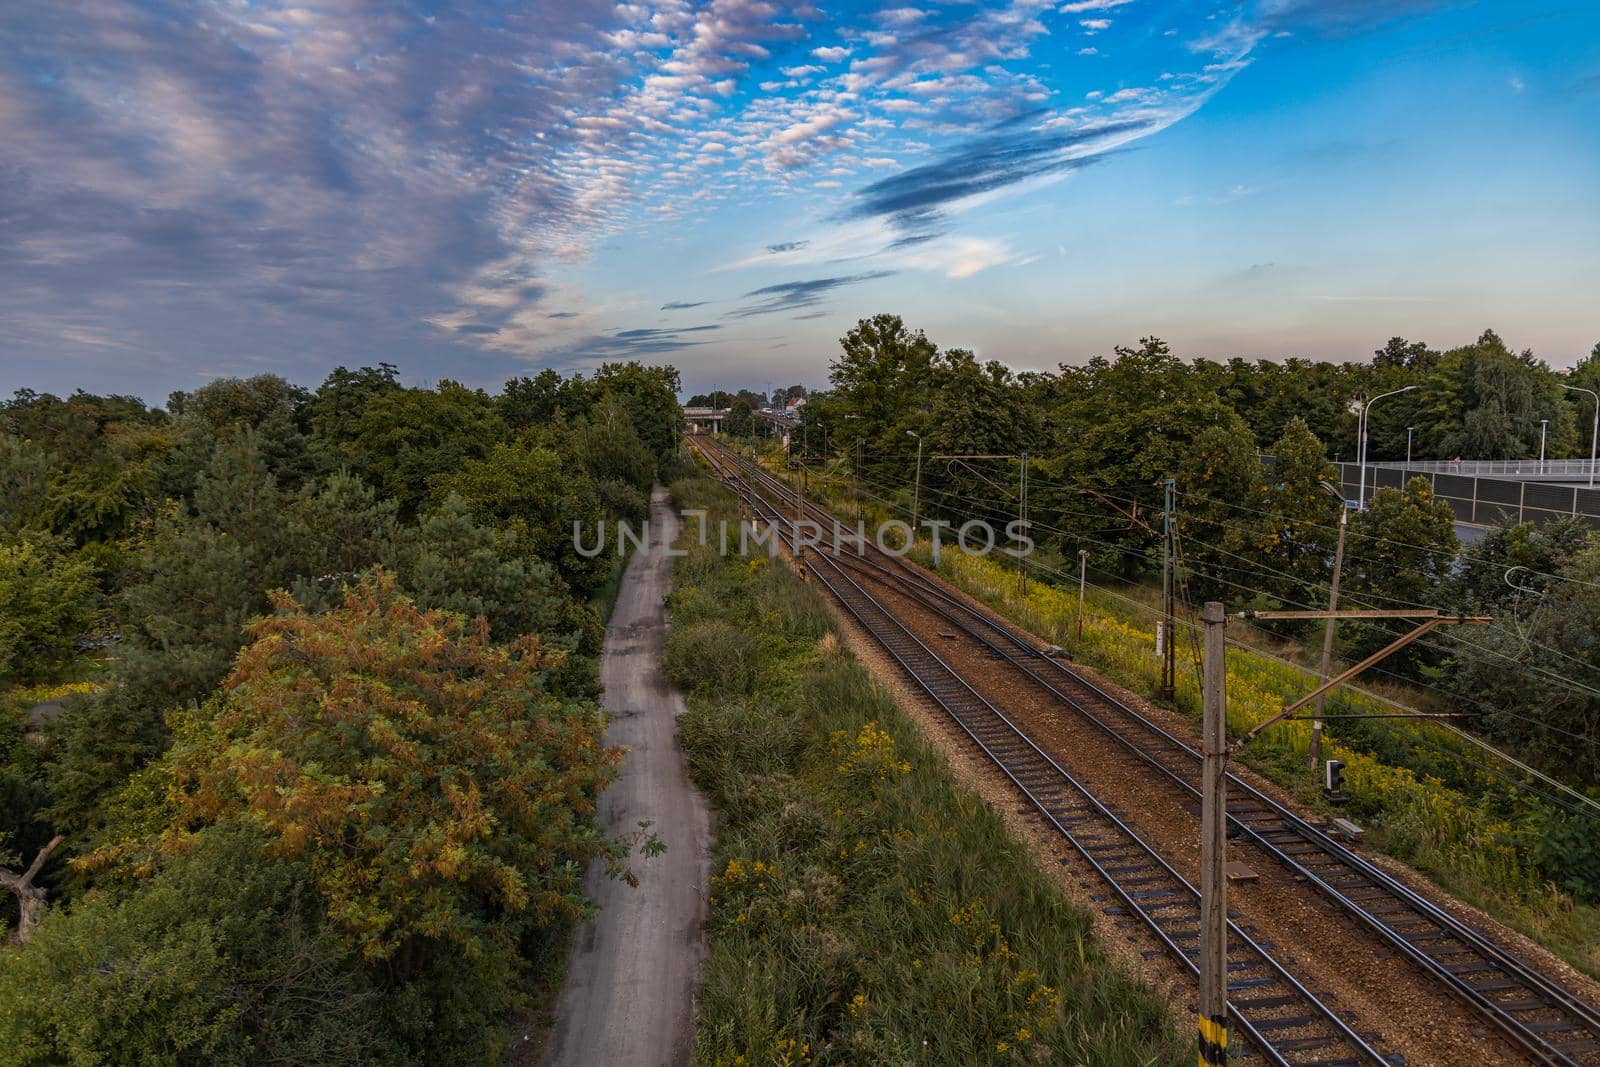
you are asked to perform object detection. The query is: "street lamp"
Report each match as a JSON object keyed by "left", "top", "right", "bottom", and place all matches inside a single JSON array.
[
  {"left": 1357, "top": 385, "right": 1418, "bottom": 510},
  {"left": 1406, "top": 426, "right": 1414, "bottom": 466},
  {"left": 1563, "top": 384, "right": 1598, "bottom": 488},
  {"left": 907, "top": 430, "right": 924, "bottom": 534},
  {"left": 1539, "top": 419, "right": 1549, "bottom": 475}
]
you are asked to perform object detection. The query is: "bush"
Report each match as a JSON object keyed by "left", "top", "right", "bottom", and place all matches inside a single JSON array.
[
  {"left": 0, "top": 825, "right": 391, "bottom": 1066},
  {"left": 666, "top": 619, "right": 758, "bottom": 696}
]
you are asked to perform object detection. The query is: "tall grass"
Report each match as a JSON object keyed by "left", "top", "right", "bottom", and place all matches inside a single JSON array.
[{"left": 666, "top": 473, "right": 1185, "bottom": 1067}]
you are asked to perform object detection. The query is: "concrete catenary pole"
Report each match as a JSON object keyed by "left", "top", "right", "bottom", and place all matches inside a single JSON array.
[
  {"left": 908, "top": 430, "right": 923, "bottom": 535},
  {"left": 1159, "top": 478, "right": 1176, "bottom": 700},
  {"left": 1076, "top": 548, "right": 1089, "bottom": 641},
  {"left": 1199, "top": 601, "right": 1229, "bottom": 1067},
  {"left": 1312, "top": 494, "right": 1348, "bottom": 770}
]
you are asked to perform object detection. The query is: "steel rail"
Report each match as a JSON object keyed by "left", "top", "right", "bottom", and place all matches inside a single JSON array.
[
  {"left": 817, "top": 533, "right": 1600, "bottom": 1067},
  {"left": 696, "top": 437, "right": 1600, "bottom": 1066},
  {"left": 689, "top": 437, "right": 1396, "bottom": 1066}
]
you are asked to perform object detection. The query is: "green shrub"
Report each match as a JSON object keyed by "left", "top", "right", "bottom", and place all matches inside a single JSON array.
[{"left": 666, "top": 619, "right": 758, "bottom": 696}]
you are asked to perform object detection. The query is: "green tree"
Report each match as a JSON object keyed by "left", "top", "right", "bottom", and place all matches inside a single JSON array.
[
  {"left": 1258, "top": 417, "right": 1340, "bottom": 612},
  {"left": 404, "top": 496, "right": 588, "bottom": 642},
  {"left": 919, "top": 350, "right": 1040, "bottom": 528},
  {"left": 347, "top": 382, "right": 506, "bottom": 519},
  {"left": 1034, "top": 338, "right": 1249, "bottom": 575},
  {"left": 1342, "top": 477, "right": 1460, "bottom": 677},
  {"left": 725, "top": 396, "right": 754, "bottom": 439},
  {"left": 301, "top": 364, "right": 400, "bottom": 443},
  {"left": 1175, "top": 424, "right": 1266, "bottom": 606},
  {"left": 1444, "top": 542, "right": 1600, "bottom": 792},
  {"left": 1415, "top": 330, "right": 1568, "bottom": 459},
  {"left": 431, "top": 437, "right": 608, "bottom": 595},
  {"left": 570, "top": 394, "right": 655, "bottom": 520},
  {"left": 0, "top": 435, "right": 56, "bottom": 533},
  {"left": 283, "top": 470, "right": 404, "bottom": 611},
  {"left": 0, "top": 537, "right": 98, "bottom": 685},
  {"left": 828, "top": 314, "right": 938, "bottom": 476},
  {"left": 590, "top": 361, "right": 682, "bottom": 466},
  {"left": 166, "top": 375, "right": 301, "bottom": 429},
  {"left": 501, "top": 368, "right": 591, "bottom": 431}
]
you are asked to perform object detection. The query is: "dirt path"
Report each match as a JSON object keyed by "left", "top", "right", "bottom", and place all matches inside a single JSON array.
[{"left": 538, "top": 487, "right": 712, "bottom": 1067}]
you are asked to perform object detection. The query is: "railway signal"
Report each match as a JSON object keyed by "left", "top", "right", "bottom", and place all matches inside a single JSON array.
[{"left": 1325, "top": 759, "right": 1346, "bottom": 804}]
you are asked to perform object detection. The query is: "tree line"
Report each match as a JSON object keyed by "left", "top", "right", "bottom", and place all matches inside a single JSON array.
[{"left": 0, "top": 361, "right": 680, "bottom": 1061}]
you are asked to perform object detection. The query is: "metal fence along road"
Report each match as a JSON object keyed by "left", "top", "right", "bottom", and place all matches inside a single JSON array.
[
  {"left": 1335, "top": 463, "right": 1600, "bottom": 530},
  {"left": 1367, "top": 458, "right": 1600, "bottom": 481}
]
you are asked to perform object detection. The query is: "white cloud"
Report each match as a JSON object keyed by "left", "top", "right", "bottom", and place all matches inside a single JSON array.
[
  {"left": 811, "top": 45, "right": 852, "bottom": 61},
  {"left": 1058, "top": 0, "right": 1135, "bottom": 11}
]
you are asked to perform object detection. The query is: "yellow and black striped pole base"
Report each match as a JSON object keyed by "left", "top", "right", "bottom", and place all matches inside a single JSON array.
[{"left": 1198, "top": 1012, "right": 1228, "bottom": 1065}]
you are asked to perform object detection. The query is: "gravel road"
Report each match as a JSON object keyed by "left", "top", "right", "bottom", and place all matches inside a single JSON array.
[{"left": 540, "top": 487, "right": 712, "bottom": 1067}]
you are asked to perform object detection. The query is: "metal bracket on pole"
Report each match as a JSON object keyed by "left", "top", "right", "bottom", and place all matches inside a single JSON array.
[{"left": 1231, "top": 610, "right": 1490, "bottom": 750}]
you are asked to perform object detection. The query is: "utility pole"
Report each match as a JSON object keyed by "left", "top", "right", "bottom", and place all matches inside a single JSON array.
[
  {"left": 908, "top": 430, "right": 923, "bottom": 535},
  {"left": 1198, "top": 601, "right": 1229, "bottom": 1067},
  {"left": 854, "top": 436, "right": 864, "bottom": 525},
  {"left": 1159, "top": 478, "right": 1176, "bottom": 700},
  {"left": 1540, "top": 419, "right": 1549, "bottom": 475},
  {"left": 1018, "top": 452, "right": 1029, "bottom": 596},
  {"left": 1311, "top": 483, "right": 1348, "bottom": 769},
  {"left": 1076, "top": 549, "right": 1089, "bottom": 641}
]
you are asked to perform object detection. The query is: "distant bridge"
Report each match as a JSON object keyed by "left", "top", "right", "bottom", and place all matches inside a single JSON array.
[{"left": 682, "top": 406, "right": 728, "bottom": 433}]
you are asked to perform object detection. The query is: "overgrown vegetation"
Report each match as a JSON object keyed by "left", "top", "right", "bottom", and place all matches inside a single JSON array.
[
  {"left": 924, "top": 546, "right": 1600, "bottom": 980},
  {"left": 667, "top": 473, "right": 1184, "bottom": 1067},
  {"left": 0, "top": 363, "right": 680, "bottom": 1061}
]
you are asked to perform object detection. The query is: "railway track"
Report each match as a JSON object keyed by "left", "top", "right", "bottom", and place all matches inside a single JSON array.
[
  {"left": 688, "top": 434, "right": 1600, "bottom": 1067},
  {"left": 693, "top": 437, "right": 1394, "bottom": 1066}
]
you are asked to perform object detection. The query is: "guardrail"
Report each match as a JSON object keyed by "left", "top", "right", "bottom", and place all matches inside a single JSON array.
[{"left": 1368, "top": 458, "right": 1599, "bottom": 479}]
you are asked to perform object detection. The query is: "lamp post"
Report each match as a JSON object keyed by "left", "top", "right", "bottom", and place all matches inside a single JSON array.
[
  {"left": 1406, "top": 426, "right": 1414, "bottom": 466},
  {"left": 1563, "top": 384, "right": 1598, "bottom": 488},
  {"left": 1539, "top": 419, "right": 1550, "bottom": 476},
  {"left": 907, "top": 430, "right": 923, "bottom": 535},
  {"left": 1357, "top": 385, "right": 1418, "bottom": 510}
]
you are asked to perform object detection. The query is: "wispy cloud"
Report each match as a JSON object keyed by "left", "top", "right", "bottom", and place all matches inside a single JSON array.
[
  {"left": 844, "top": 119, "right": 1150, "bottom": 232},
  {"left": 728, "top": 271, "right": 897, "bottom": 317}
]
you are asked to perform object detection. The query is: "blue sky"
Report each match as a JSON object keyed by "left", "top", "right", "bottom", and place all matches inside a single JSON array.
[{"left": 1, "top": 1, "right": 1597, "bottom": 401}]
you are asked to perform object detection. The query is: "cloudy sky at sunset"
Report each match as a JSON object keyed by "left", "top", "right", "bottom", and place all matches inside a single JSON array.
[{"left": 3, "top": 0, "right": 1597, "bottom": 400}]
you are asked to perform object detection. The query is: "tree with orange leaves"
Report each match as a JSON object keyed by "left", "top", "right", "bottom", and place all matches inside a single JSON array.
[{"left": 117, "top": 570, "right": 624, "bottom": 967}]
